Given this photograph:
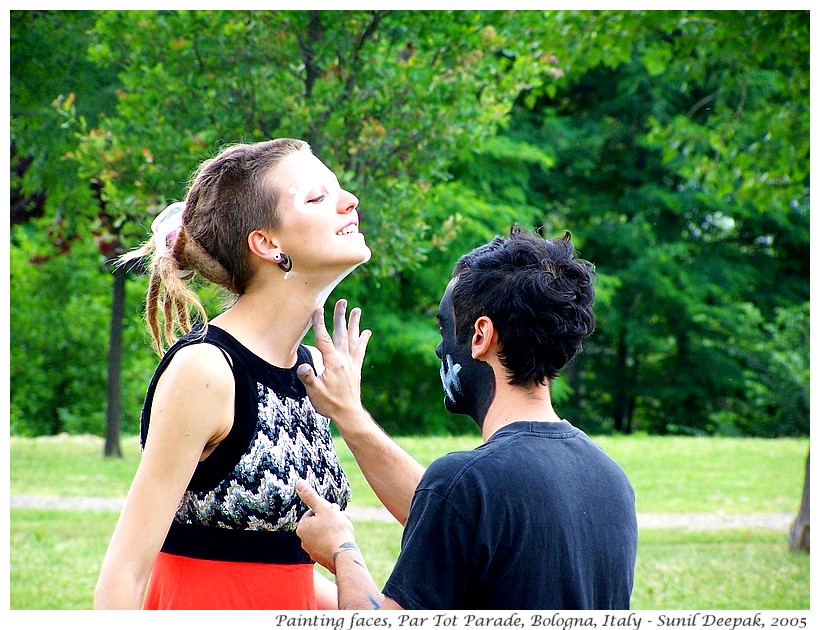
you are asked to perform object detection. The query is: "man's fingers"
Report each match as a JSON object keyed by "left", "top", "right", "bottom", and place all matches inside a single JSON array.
[
  {"left": 348, "top": 306, "right": 371, "bottom": 365},
  {"left": 348, "top": 306, "right": 362, "bottom": 339},
  {"left": 296, "top": 479, "right": 327, "bottom": 512},
  {"left": 333, "top": 299, "right": 348, "bottom": 349},
  {"left": 296, "top": 363, "right": 316, "bottom": 385},
  {"left": 311, "top": 308, "right": 333, "bottom": 350},
  {"left": 354, "top": 329, "right": 372, "bottom": 366}
]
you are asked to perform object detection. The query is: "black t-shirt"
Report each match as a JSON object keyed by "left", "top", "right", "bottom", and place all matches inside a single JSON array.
[{"left": 382, "top": 420, "right": 637, "bottom": 610}]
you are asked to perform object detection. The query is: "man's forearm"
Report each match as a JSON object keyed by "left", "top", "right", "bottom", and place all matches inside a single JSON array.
[
  {"left": 333, "top": 545, "right": 387, "bottom": 610},
  {"left": 334, "top": 408, "right": 425, "bottom": 525}
]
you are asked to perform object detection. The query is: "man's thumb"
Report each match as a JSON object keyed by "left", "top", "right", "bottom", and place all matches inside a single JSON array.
[
  {"left": 296, "top": 479, "right": 321, "bottom": 510},
  {"left": 297, "top": 364, "right": 315, "bottom": 384}
]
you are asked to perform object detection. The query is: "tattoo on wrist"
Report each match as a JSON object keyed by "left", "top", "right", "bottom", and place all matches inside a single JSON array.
[{"left": 332, "top": 541, "right": 360, "bottom": 572}]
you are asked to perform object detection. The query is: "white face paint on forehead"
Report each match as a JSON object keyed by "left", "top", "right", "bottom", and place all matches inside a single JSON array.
[
  {"left": 287, "top": 184, "right": 342, "bottom": 215},
  {"left": 278, "top": 151, "right": 343, "bottom": 216}
]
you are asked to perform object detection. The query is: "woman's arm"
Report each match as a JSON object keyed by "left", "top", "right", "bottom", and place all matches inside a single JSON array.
[
  {"left": 301, "top": 301, "right": 425, "bottom": 525},
  {"left": 313, "top": 570, "right": 339, "bottom": 609},
  {"left": 94, "top": 344, "right": 234, "bottom": 608}
]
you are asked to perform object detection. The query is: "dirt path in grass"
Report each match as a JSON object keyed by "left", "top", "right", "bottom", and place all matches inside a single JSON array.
[{"left": 9, "top": 494, "right": 795, "bottom": 531}]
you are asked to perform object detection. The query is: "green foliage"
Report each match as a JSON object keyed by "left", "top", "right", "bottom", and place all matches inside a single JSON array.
[
  {"left": 73, "top": 9, "right": 566, "bottom": 276},
  {"left": 11, "top": 11, "right": 120, "bottom": 251},
  {"left": 10, "top": 233, "right": 155, "bottom": 435},
  {"left": 718, "top": 302, "right": 810, "bottom": 437},
  {"left": 11, "top": 13, "right": 110, "bottom": 188},
  {"left": 10, "top": 10, "right": 809, "bottom": 438},
  {"left": 511, "top": 10, "right": 809, "bottom": 436}
]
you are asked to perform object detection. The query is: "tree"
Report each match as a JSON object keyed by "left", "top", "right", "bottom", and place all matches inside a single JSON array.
[
  {"left": 11, "top": 11, "right": 131, "bottom": 452},
  {"left": 501, "top": 10, "right": 809, "bottom": 435},
  {"left": 13, "top": 10, "right": 575, "bottom": 444},
  {"left": 11, "top": 9, "right": 809, "bottom": 444},
  {"left": 789, "top": 450, "right": 809, "bottom": 553}
]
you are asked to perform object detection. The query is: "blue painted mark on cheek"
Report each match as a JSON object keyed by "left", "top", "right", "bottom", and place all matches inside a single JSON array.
[{"left": 440, "top": 355, "right": 462, "bottom": 402}]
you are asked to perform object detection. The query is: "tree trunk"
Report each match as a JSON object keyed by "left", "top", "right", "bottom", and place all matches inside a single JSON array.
[
  {"left": 613, "top": 331, "right": 636, "bottom": 433},
  {"left": 788, "top": 450, "right": 809, "bottom": 553},
  {"left": 103, "top": 262, "right": 125, "bottom": 458}
]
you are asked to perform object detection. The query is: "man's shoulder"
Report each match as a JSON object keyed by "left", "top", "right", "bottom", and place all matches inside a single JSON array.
[
  {"left": 427, "top": 447, "right": 482, "bottom": 471},
  {"left": 417, "top": 444, "right": 502, "bottom": 496}
]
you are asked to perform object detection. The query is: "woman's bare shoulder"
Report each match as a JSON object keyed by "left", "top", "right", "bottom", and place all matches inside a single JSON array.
[{"left": 155, "top": 342, "right": 235, "bottom": 398}]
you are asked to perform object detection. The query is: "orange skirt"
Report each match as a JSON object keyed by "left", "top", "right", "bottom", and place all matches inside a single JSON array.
[{"left": 143, "top": 551, "right": 317, "bottom": 610}]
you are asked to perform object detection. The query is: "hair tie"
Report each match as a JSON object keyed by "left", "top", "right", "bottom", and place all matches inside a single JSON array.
[{"left": 151, "top": 201, "right": 193, "bottom": 277}]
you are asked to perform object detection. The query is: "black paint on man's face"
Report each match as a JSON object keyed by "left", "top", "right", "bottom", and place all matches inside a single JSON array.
[{"left": 435, "top": 281, "right": 496, "bottom": 429}]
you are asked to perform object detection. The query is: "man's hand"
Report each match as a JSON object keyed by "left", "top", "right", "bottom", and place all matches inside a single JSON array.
[
  {"left": 297, "top": 299, "right": 371, "bottom": 420},
  {"left": 296, "top": 480, "right": 357, "bottom": 574},
  {"left": 297, "top": 480, "right": 398, "bottom": 610},
  {"left": 299, "top": 299, "right": 424, "bottom": 527}
]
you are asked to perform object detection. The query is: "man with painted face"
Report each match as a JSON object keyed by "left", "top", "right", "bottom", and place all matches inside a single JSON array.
[{"left": 295, "top": 225, "right": 638, "bottom": 610}]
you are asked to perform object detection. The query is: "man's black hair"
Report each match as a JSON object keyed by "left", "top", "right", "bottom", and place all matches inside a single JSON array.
[{"left": 451, "top": 224, "right": 596, "bottom": 385}]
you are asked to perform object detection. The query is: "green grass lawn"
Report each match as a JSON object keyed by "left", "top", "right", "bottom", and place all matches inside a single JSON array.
[
  {"left": 10, "top": 432, "right": 809, "bottom": 514},
  {"left": 352, "top": 434, "right": 809, "bottom": 514},
  {"left": 9, "top": 433, "right": 810, "bottom": 610},
  {"left": 632, "top": 529, "right": 810, "bottom": 610},
  {"left": 9, "top": 510, "right": 809, "bottom": 611}
]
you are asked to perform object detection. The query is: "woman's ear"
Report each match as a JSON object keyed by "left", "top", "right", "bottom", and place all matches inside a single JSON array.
[
  {"left": 471, "top": 316, "right": 496, "bottom": 360},
  {"left": 247, "top": 229, "right": 282, "bottom": 263}
]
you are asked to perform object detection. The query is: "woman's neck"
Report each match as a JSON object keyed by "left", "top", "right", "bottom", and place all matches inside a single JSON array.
[{"left": 211, "top": 275, "right": 336, "bottom": 368}]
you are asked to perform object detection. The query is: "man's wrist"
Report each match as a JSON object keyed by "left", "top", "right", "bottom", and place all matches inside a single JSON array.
[
  {"left": 333, "top": 408, "right": 378, "bottom": 438},
  {"left": 331, "top": 541, "right": 361, "bottom": 573}
]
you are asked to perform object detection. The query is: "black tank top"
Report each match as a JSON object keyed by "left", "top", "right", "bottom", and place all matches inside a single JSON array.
[{"left": 140, "top": 325, "right": 351, "bottom": 563}]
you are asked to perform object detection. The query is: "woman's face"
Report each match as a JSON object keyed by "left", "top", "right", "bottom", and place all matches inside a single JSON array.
[{"left": 269, "top": 149, "right": 371, "bottom": 275}]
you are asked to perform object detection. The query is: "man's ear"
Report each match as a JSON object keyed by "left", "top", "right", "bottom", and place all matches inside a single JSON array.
[
  {"left": 247, "top": 229, "right": 282, "bottom": 263},
  {"left": 471, "top": 316, "right": 496, "bottom": 360}
]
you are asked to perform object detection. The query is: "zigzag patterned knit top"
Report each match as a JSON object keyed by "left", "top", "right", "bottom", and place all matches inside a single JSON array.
[{"left": 139, "top": 325, "right": 351, "bottom": 565}]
